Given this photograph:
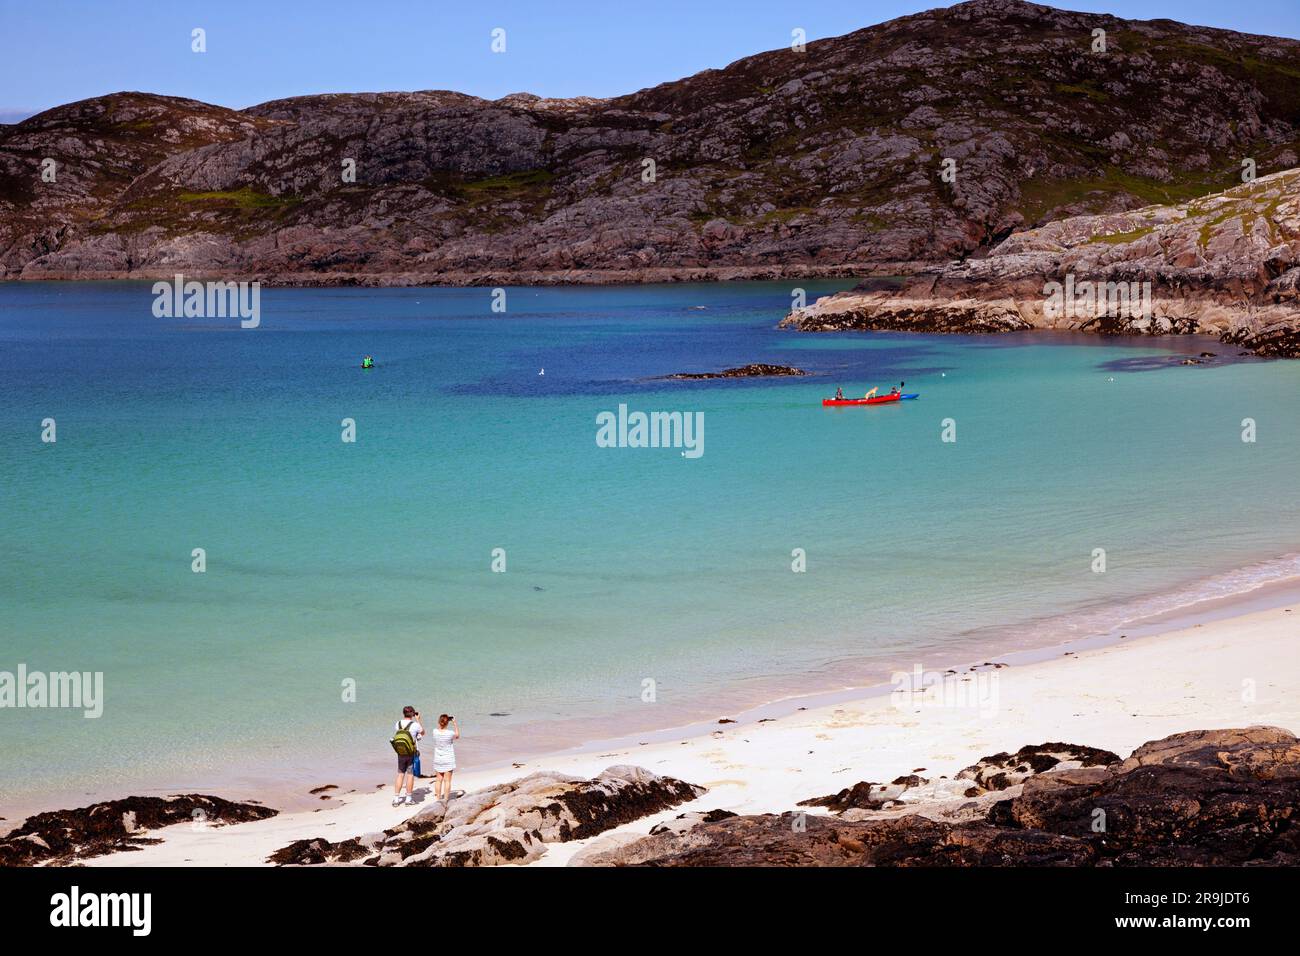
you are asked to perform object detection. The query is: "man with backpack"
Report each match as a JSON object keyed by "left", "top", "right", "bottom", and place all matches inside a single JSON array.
[{"left": 390, "top": 705, "right": 424, "bottom": 806}]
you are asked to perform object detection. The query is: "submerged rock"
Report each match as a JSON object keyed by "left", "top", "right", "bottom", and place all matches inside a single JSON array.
[{"left": 663, "top": 364, "right": 807, "bottom": 379}]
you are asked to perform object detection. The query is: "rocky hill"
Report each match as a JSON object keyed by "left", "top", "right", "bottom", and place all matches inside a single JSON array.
[
  {"left": 781, "top": 167, "right": 1300, "bottom": 355},
  {"left": 5, "top": 0, "right": 1300, "bottom": 283}
]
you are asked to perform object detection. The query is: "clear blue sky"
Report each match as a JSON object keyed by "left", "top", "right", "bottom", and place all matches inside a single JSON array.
[{"left": 2, "top": 0, "right": 1299, "bottom": 121}]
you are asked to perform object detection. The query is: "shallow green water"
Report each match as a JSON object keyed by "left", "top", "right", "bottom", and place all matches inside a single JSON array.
[{"left": 1, "top": 280, "right": 1297, "bottom": 808}]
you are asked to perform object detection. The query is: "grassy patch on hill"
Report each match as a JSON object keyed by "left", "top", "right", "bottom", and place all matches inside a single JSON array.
[
  {"left": 420, "top": 168, "right": 556, "bottom": 233},
  {"left": 179, "top": 187, "right": 301, "bottom": 210},
  {"left": 1018, "top": 167, "right": 1227, "bottom": 225},
  {"left": 88, "top": 186, "right": 302, "bottom": 238},
  {"left": 1053, "top": 82, "right": 1110, "bottom": 103},
  {"left": 1085, "top": 224, "right": 1156, "bottom": 244},
  {"left": 421, "top": 169, "right": 555, "bottom": 223},
  {"left": 457, "top": 169, "right": 554, "bottom": 196}
]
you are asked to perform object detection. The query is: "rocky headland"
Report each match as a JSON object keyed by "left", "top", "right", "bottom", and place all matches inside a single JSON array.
[
  {"left": 781, "top": 168, "right": 1300, "bottom": 355},
  {"left": 5, "top": 1, "right": 1300, "bottom": 284}
]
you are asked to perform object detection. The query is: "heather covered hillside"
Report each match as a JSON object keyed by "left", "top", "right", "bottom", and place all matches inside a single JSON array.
[{"left": 4, "top": 0, "right": 1300, "bottom": 282}]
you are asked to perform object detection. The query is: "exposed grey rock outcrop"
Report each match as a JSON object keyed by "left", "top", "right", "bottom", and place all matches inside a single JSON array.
[
  {"left": 795, "top": 742, "right": 1122, "bottom": 815},
  {"left": 782, "top": 169, "right": 1300, "bottom": 355},
  {"left": 268, "top": 765, "right": 704, "bottom": 866}
]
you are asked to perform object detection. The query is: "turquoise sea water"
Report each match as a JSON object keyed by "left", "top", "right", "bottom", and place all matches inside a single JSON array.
[{"left": 2, "top": 280, "right": 1299, "bottom": 811}]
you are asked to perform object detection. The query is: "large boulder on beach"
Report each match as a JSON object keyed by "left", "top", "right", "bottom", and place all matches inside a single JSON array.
[
  {"left": 268, "top": 765, "right": 705, "bottom": 867},
  {"left": 1117, "top": 725, "right": 1300, "bottom": 779},
  {"left": 795, "top": 741, "right": 1121, "bottom": 815},
  {"left": 955, "top": 741, "right": 1121, "bottom": 792}
]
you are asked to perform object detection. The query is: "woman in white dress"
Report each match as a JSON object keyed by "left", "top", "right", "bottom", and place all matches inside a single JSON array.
[{"left": 431, "top": 714, "right": 459, "bottom": 801}]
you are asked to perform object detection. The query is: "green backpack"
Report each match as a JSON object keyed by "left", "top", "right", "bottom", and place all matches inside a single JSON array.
[{"left": 390, "top": 719, "right": 418, "bottom": 756}]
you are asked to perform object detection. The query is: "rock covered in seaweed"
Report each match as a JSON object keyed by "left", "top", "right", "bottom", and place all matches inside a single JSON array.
[
  {"left": 574, "top": 727, "right": 1300, "bottom": 866},
  {"left": 268, "top": 765, "right": 705, "bottom": 867},
  {"left": 662, "top": 364, "right": 807, "bottom": 379},
  {"left": 0, "top": 794, "right": 277, "bottom": 866}
]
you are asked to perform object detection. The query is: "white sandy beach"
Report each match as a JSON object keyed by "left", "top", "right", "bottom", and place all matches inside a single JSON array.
[{"left": 75, "top": 599, "right": 1299, "bottom": 867}]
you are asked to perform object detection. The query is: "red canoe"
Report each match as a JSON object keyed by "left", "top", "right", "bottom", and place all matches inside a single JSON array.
[{"left": 822, "top": 394, "right": 901, "bottom": 406}]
